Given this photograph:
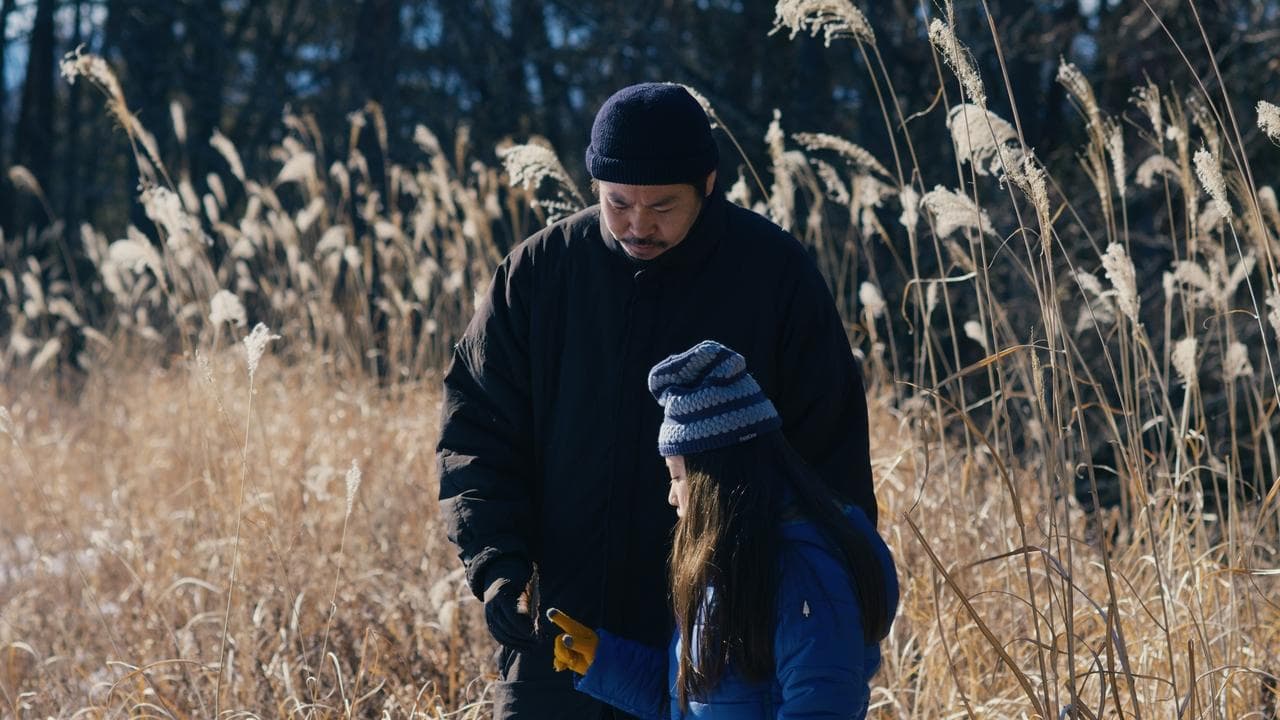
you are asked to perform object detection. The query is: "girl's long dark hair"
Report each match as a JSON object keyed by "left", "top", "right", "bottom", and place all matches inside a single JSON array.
[{"left": 669, "top": 430, "right": 890, "bottom": 709}]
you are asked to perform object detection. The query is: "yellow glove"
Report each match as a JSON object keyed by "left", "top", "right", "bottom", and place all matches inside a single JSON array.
[{"left": 546, "top": 607, "right": 597, "bottom": 675}]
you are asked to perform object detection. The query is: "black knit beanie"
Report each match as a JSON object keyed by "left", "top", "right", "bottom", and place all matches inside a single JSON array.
[{"left": 585, "top": 83, "right": 719, "bottom": 186}]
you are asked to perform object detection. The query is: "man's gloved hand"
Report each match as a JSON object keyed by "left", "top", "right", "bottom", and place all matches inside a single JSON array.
[
  {"left": 481, "top": 557, "right": 536, "bottom": 649},
  {"left": 547, "top": 607, "right": 597, "bottom": 675}
]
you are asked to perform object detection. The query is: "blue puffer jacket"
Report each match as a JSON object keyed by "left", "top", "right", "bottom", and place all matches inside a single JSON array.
[{"left": 573, "top": 504, "right": 898, "bottom": 719}]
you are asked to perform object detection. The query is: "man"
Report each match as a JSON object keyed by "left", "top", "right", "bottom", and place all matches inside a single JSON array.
[{"left": 437, "top": 82, "right": 877, "bottom": 719}]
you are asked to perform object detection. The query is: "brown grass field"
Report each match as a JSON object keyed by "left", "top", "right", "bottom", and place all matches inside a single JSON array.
[
  {"left": 2, "top": 350, "right": 1278, "bottom": 717},
  {"left": 4, "top": 1, "right": 1280, "bottom": 716}
]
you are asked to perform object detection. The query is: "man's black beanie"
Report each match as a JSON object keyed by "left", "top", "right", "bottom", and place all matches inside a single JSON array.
[{"left": 585, "top": 83, "right": 719, "bottom": 186}]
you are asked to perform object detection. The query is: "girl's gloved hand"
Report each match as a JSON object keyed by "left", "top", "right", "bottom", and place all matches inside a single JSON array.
[{"left": 546, "top": 607, "right": 597, "bottom": 674}]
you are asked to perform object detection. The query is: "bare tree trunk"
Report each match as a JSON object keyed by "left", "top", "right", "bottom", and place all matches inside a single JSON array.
[
  {"left": 185, "top": 0, "right": 227, "bottom": 197},
  {"left": 0, "top": 0, "right": 17, "bottom": 231},
  {"left": 64, "top": 0, "right": 85, "bottom": 232},
  {"left": 14, "top": 0, "right": 57, "bottom": 235}
]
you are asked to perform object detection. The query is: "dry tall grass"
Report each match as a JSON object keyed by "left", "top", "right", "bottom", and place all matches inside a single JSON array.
[{"left": 3, "top": 1, "right": 1280, "bottom": 717}]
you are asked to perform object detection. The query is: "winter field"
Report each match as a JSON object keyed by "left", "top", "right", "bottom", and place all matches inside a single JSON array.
[{"left": 4, "top": 3, "right": 1280, "bottom": 717}]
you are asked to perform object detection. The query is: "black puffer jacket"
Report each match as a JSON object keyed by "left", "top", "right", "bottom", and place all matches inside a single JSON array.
[{"left": 437, "top": 192, "right": 876, "bottom": 650}]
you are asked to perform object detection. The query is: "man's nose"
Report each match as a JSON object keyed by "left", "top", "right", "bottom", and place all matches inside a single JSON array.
[{"left": 627, "top": 210, "right": 654, "bottom": 237}]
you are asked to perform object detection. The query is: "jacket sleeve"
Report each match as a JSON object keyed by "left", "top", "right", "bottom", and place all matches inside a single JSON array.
[
  {"left": 773, "top": 554, "right": 873, "bottom": 720},
  {"left": 775, "top": 251, "right": 878, "bottom": 527},
  {"left": 573, "top": 630, "right": 670, "bottom": 720},
  {"left": 436, "top": 248, "right": 537, "bottom": 599}
]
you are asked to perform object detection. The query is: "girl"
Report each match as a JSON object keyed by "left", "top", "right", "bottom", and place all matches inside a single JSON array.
[{"left": 548, "top": 340, "right": 898, "bottom": 719}]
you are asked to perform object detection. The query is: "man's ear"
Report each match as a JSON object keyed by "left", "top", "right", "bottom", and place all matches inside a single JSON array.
[{"left": 703, "top": 170, "right": 717, "bottom": 198}]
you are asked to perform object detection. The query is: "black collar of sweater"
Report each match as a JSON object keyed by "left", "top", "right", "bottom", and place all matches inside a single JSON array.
[{"left": 597, "top": 190, "right": 727, "bottom": 278}]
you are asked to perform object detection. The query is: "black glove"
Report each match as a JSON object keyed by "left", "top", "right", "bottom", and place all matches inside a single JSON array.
[{"left": 482, "top": 557, "right": 536, "bottom": 649}]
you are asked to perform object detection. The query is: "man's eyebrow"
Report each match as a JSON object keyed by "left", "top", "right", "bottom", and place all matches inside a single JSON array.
[{"left": 607, "top": 193, "right": 678, "bottom": 207}]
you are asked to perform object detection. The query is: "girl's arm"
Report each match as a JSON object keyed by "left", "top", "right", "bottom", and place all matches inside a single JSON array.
[
  {"left": 573, "top": 629, "right": 670, "bottom": 720},
  {"left": 774, "top": 558, "right": 874, "bottom": 719}
]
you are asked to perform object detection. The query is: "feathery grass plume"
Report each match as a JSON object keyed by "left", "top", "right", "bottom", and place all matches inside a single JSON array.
[
  {"left": 62, "top": 48, "right": 166, "bottom": 187},
  {"left": 727, "top": 171, "right": 752, "bottom": 208},
  {"left": 195, "top": 350, "right": 215, "bottom": 386},
  {"left": 31, "top": 338, "right": 62, "bottom": 375},
  {"left": 20, "top": 271, "right": 46, "bottom": 318},
  {"left": 677, "top": 84, "right": 717, "bottom": 129},
  {"left": 210, "top": 130, "right": 246, "bottom": 184},
  {"left": 1223, "top": 341, "right": 1253, "bottom": 381},
  {"left": 80, "top": 222, "right": 108, "bottom": 266},
  {"left": 210, "top": 290, "right": 247, "bottom": 327},
  {"left": 1073, "top": 269, "right": 1117, "bottom": 334},
  {"left": 1106, "top": 119, "right": 1126, "bottom": 197},
  {"left": 1259, "top": 101, "right": 1280, "bottom": 143},
  {"left": 924, "top": 281, "right": 939, "bottom": 320},
  {"left": 859, "top": 282, "right": 886, "bottom": 319},
  {"left": 243, "top": 323, "right": 280, "bottom": 382},
  {"left": 1132, "top": 80, "right": 1164, "bottom": 142},
  {"left": 412, "top": 123, "right": 443, "bottom": 158},
  {"left": 47, "top": 297, "right": 84, "bottom": 326},
  {"left": 1057, "top": 60, "right": 1103, "bottom": 134},
  {"left": 898, "top": 185, "right": 919, "bottom": 232},
  {"left": 296, "top": 197, "right": 325, "bottom": 233},
  {"left": 1075, "top": 269, "right": 1105, "bottom": 299},
  {"left": 1260, "top": 186, "right": 1280, "bottom": 233},
  {"left": 812, "top": 160, "right": 849, "bottom": 204},
  {"left": 1224, "top": 253, "right": 1256, "bottom": 303},
  {"left": 169, "top": 100, "right": 187, "bottom": 144},
  {"left": 1186, "top": 93, "right": 1219, "bottom": 152},
  {"left": 496, "top": 139, "right": 586, "bottom": 224},
  {"left": 1006, "top": 153, "right": 1051, "bottom": 247},
  {"left": 1267, "top": 280, "right": 1280, "bottom": 338},
  {"left": 792, "top": 132, "right": 891, "bottom": 179},
  {"left": 8, "top": 327, "right": 33, "bottom": 358},
  {"left": 1101, "top": 243, "right": 1140, "bottom": 324},
  {"left": 1172, "top": 336, "right": 1198, "bottom": 387},
  {"left": 178, "top": 178, "right": 200, "bottom": 215},
  {"left": 765, "top": 110, "right": 797, "bottom": 231},
  {"left": 0, "top": 405, "right": 13, "bottom": 437},
  {"left": 59, "top": 48, "right": 131, "bottom": 138},
  {"left": 1030, "top": 346, "right": 1046, "bottom": 413},
  {"left": 922, "top": 186, "right": 994, "bottom": 238},
  {"left": 107, "top": 230, "right": 167, "bottom": 290},
  {"left": 207, "top": 173, "right": 228, "bottom": 209},
  {"left": 1170, "top": 253, "right": 1255, "bottom": 310},
  {"left": 276, "top": 152, "right": 317, "bottom": 188},
  {"left": 769, "top": 0, "right": 875, "bottom": 46},
  {"left": 1194, "top": 147, "right": 1231, "bottom": 216},
  {"left": 1136, "top": 155, "right": 1181, "bottom": 189},
  {"left": 946, "top": 104, "right": 1018, "bottom": 177},
  {"left": 1197, "top": 203, "right": 1226, "bottom": 238},
  {"left": 852, "top": 176, "right": 891, "bottom": 240},
  {"left": 928, "top": 19, "right": 986, "bottom": 106},
  {"left": 1172, "top": 260, "right": 1215, "bottom": 308},
  {"left": 345, "top": 460, "right": 362, "bottom": 518},
  {"left": 963, "top": 320, "right": 988, "bottom": 352},
  {"left": 7, "top": 166, "right": 46, "bottom": 200},
  {"left": 141, "top": 186, "right": 206, "bottom": 269}
]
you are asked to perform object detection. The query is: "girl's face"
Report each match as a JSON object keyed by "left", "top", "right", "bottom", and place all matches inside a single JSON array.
[{"left": 666, "top": 455, "right": 689, "bottom": 518}]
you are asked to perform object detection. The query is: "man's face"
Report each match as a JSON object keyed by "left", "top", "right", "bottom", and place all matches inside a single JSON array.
[{"left": 598, "top": 172, "right": 716, "bottom": 261}]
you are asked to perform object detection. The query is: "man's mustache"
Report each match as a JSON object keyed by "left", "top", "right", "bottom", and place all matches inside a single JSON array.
[{"left": 621, "top": 236, "right": 664, "bottom": 248}]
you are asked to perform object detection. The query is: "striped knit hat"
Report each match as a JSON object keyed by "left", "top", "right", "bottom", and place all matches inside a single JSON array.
[{"left": 648, "top": 340, "right": 782, "bottom": 457}]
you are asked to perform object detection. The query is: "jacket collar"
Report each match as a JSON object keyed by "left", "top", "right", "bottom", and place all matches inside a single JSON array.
[{"left": 598, "top": 190, "right": 727, "bottom": 277}]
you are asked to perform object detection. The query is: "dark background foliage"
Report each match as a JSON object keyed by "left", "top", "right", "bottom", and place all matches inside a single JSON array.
[{"left": 2, "top": 0, "right": 1277, "bottom": 249}]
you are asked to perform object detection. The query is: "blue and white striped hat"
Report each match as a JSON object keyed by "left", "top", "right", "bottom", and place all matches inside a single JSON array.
[{"left": 648, "top": 340, "right": 782, "bottom": 457}]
